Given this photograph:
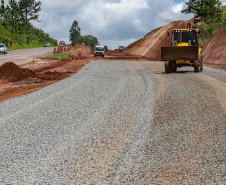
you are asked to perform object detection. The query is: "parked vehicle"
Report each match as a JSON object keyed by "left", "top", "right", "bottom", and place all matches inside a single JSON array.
[
  {"left": 94, "top": 45, "right": 105, "bottom": 57},
  {"left": 44, "top": 42, "right": 50, "bottom": 47},
  {"left": 0, "top": 44, "right": 7, "bottom": 54}
]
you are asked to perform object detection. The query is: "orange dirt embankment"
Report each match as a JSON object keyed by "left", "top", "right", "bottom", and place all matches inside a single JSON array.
[
  {"left": 67, "top": 47, "right": 91, "bottom": 59},
  {"left": 202, "top": 26, "right": 226, "bottom": 69},
  {"left": 0, "top": 59, "right": 89, "bottom": 103},
  {"left": 124, "top": 21, "right": 187, "bottom": 60},
  {"left": 221, "top": 5, "right": 226, "bottom": 10}
]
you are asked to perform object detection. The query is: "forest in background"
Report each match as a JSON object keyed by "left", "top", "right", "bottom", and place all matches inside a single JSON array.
[{"left": 0, "top": 0, "right": 57, "bottom": 50}]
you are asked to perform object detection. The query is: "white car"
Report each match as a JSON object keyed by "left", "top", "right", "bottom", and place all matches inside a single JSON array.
[
  {"left": 44, "top": 42, "right": 50, "bottom": 47},
  {"left": 0, "top": 44, "right": 7, "bottom": 54}
]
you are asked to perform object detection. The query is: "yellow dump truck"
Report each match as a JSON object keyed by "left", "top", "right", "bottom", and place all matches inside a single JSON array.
[
  {"left": 119, "top": 46, "right": 125, "bottom": 51},
  {"left": 161, "top": 22, "right": 203, "bottom": 73}
]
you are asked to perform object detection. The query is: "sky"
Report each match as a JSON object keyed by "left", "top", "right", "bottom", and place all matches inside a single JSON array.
[{"left": 32, "top": 0, "right": 226, "bottom": 49}]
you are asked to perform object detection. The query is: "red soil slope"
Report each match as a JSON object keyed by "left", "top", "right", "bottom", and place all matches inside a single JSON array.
[
  {"left": 124, "top": 21, "right": 187, "bottom": 60},
  {"left": 202, "top": 26, "right": 226, "bottom": 68},
  {"left": 124, "top": 18, "right": 226, "bottom": 68},
  {"left": 221, "top": 5, "right": 226, "bottom": 10}
]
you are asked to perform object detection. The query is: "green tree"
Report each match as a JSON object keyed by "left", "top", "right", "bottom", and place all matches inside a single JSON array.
[
  {"left": 5, "top": 0, "right": 24, "bottom": 33},
  {"left": 0, "top": 0, "right": 5, "bottom": 19},
  {"left": 19, "top": 0, "right": 41, "bottom": 30},
  {"left": 83, "top": 35, "right": 98, "bottom": 48},
  {"left": 181, "top": 0, "right": 223, "bottom": 22},
  {"left": 69, "top": 20, "right": 81, "bottom": 44}
]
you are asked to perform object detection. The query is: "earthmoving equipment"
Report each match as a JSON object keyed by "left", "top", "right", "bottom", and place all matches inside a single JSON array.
[
  {"left": 104, "top": 46, "right": 108, "bottom": 51},
  {"left": 161, "top": 22, "right": 203, "bottom": 73},
  {"left": 119, "top": 46, "right": 125, "bottom": 51},
  {"left": 94, "top": 45, "right": 105, "bottom": 57}
]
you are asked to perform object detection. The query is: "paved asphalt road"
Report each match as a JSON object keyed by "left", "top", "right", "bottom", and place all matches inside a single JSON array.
[
  {"left": 0, "top": 47, "right": 54, "bottom": 66},
  {"left": 0, "top": 60, "right": 225, "bottom": 184}
]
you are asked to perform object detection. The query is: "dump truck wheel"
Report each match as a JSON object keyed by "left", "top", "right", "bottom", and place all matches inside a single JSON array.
[
  {"left": 165, "top": 61, "right": 171, "bottom": 73},
  {"left": 200, "top": 56, "right": 203, "bottom": 72},
  {"left": 194, "top": 60, "right": 201, "bottom": 72},
  {"left": 170, "top": 64, "right": 177, "bottom": 73}
]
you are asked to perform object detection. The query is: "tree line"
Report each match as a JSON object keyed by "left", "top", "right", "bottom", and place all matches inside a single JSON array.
[
  {"left": 0, "top": 0, "right": 57, "bottom": 47},
  {"left": 182, "top": 0, "right": 226, "bottom": 44},
  {"left": 69, "top": 20, "right": 99, "bottom": 48}
]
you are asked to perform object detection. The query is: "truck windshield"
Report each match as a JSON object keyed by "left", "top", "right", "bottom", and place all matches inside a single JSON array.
[
  {"left": 95, "top": 47, "right": 104, "bottom": 51},
  {"left": 173, "top": 31, "right": 196, "bottom": 45}
]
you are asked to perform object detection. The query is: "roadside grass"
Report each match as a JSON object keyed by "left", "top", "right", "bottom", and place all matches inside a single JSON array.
[
  {"left": 11, "top": 44, "right": 58, "bottom": 50},
  {"left": 46, "top": 53, "right": 68, "bottom": 60}
]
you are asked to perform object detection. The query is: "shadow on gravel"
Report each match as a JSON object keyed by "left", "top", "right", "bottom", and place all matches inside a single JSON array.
[{"left": 155, "top": 71, "right": 196, "bottom": 75}]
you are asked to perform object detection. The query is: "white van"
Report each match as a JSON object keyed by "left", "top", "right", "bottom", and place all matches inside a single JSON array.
[{"left": 94, "top": 45, "right": 105, "bottom": 57}]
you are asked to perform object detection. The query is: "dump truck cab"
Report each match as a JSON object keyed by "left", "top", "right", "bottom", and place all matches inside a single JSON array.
[
  {"left": 161, "top": 22, "right": 203, "bottom": 73},
  {"left": 94, "top": 45, "right": 105, "bottom": 57},
  {"left": 171, "top": 29, "right": 198, "bottom": 47}
]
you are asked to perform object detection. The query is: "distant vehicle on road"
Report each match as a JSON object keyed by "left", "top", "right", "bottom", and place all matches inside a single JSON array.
[
  {"left": 0, "top": 44, "right": 7, "bottom": 54},
  {"left": 119, "top": 46, "right": 125, "bottom": 51},
  {"left": 94, "top": 45, "right": 105, "bottom": 57},
  {"left": 44, "top": 42, "right": 50, "bottom": 47}
]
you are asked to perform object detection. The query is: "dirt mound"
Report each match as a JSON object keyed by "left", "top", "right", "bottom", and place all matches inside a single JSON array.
[
  {"left": 68, "top": 47, "right": 91, "bottom": 60},
  {"left": 37, "top": 71, "right": 69, "bottom": 81},
  {"left": 202, "top": 26, "right": 226, "bottom": 68},
  {"left": 124, "top": 21, "right": 187, "bottom": 60},
  {"left": 0, "top": 62, "right": 36, "bottom": 82},
  {"left": 221, "top": 5, "right": 226, "bottom": 10}
]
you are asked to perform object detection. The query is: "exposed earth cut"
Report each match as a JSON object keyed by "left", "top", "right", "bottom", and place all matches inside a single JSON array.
[
  {"left": 123, "top": 20, "right": 226, "bottom": 69},
  {"left": 124, "top": 21, "right": 187, "bottom": 60},
  {"left": 202, "top": 26, "right": 226, "bottom": 69}
]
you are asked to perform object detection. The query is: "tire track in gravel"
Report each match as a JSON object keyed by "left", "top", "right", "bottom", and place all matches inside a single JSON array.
[
  {"left": 130, "top": 61, "right": 226, "bottom": 184},
  {"left": 66, "top": 63, "right": 155, "bottom": 184}
]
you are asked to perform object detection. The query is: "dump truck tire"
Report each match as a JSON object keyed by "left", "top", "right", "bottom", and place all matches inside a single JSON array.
[
  {"left": 200, "top": 56, "right": 203, "bottom": 72},
  {"left": 170, "top": 62, "right": 177, "bottom": 73},
  {"left": 165, "top": 61, "right": 171, "bottom": 73},
  {"left": 194, "top": 60, "right": 201, "bottom": 72},
  {"left": 171, "top": 66, "right": 177, "bottom": 72}
]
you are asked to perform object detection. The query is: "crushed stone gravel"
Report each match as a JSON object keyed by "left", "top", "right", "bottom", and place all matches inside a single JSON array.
[{"left": 0, "top": 60, "right": 225, "bottom": 184}]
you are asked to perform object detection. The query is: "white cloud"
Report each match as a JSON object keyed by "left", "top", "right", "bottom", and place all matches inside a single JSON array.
[
  {"left": 172, "top": 2, "right": 184, "bottom": 14},
  {"left": 132, "top": 18, "right": 148, "bottom": 32},
  {"left": 32, "top": 0, "right": 194, "bottom": 49}
]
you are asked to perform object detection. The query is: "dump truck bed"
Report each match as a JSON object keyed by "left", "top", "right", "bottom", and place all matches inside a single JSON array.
[{"left": 161, "top": 46, "right": 199, "bottom": 61}]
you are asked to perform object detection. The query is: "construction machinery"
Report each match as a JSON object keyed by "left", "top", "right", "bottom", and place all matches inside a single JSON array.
[
  {"left": 94, "top": 45, "right": 105, "bottom": 57},
  {"left": 119, "top": 46, "right": 125, "bottom": 51},
  {"left": 161, "top": 22, "right": 203, "bottom": 73}
]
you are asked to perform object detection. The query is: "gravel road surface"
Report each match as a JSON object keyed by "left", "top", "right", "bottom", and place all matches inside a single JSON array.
[{"left": 0, "top": 60, "right": 225, "bottom": 184}]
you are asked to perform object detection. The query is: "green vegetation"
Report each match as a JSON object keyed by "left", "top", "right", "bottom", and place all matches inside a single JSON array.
[
  {"left": 198, "top": 9, "right": 226, "bottom": 45},
  {"left": 182, "top": 0, "right": 222, "bottom": 22},
  {"left": 69, "top": 20, "right": 98, "bottom": 48},
  {"left": 182, "top": 0, "right": 226, "bottom": 45},
  {"left": 47, "top": 53, "right": 68, "bottom": 60},
  {"left": 0, "top": 0, "right": 57, "bottom": 49}
]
